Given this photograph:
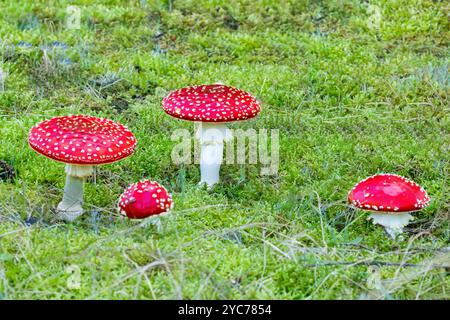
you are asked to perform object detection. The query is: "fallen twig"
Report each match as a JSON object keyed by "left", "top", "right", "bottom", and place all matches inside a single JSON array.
[{"left": 302, "top": 260, "right": 449, "bottom": 269}]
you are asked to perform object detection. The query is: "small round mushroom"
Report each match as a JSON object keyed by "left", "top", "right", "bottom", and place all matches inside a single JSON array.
[
  {"left": 348, "top": 173, "right": 430, "bottom": 239},
  {"left": 162, "top": 84, "right": 261, "bottom": 188},
  {"left": 118, "top": 180, "right": 174, "bottom": 220},
  {"left": 28, "top": 115, "right": 137, "bottom": 221}
]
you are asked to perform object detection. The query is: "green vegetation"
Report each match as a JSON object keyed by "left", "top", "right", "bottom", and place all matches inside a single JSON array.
[{"left": 0, "top": 0, "right": 449, "bottom": 299}]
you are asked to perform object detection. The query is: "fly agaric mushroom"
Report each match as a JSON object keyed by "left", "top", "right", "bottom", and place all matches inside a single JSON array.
[
  {"left": 162, "top": 84, "right": 261, "bottom": 187},
  {"left": 118, "top": 180, "right": 173, "bottom": 219},
  {"left": 28, "top": 115, "right": 137, "bottom": 221},
  {"left": 348, "top": 173, "right": 430, "bottom": 239}
]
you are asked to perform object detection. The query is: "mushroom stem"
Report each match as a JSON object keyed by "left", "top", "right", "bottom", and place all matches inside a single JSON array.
[
  {"left": 369, "top": 212, "right": 414, "bottom": 239},
  {"left": 152, "top": 216, "right": 163, "bottom": 232},
  {"left": 57, "top": 164, "right": 94, "bottom": 221},
  {"left": 196, "top": 122, "right": 232, "bottom": 188}
]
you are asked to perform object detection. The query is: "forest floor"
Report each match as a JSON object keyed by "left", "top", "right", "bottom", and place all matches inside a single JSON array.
[{"left": 0, "top": 0, "right": 449, "bottom": 299}]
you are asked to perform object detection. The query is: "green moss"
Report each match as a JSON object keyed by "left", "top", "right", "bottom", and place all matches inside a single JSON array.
[{"left": 0, "top": 0, "right": 448, "bottom": 299}]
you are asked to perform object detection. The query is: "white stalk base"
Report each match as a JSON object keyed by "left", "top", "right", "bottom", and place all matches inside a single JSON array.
[
  {"left": 120, "top": 211, "right": 164, "bottom": 232},
  {"left": 196, "top": 122, "right": 232, "bottom": 188},
  {"left": 152, "top": 216, "right": 163, "bottom": 232},
  {"left": 57, "top": 164, "right": 94, "bottom": 222},
  {"left": 369, "top": 212, "right": 414, "bottom": 239}
]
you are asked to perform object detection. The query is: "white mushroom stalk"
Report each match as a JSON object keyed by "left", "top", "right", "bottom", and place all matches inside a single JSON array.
[
  {"left": 196, "top": 122, "right": 233, "bottom": 188},
  {"left": 368, "top": 212, "right": 414, "bottom": 239},
  {"left": 56, "top": 164, "right": 94, "bottom": 221}
]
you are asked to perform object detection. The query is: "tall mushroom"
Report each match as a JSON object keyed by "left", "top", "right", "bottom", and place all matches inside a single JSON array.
[
  {"left": 348, "top": 173, "right": 430, "bottom": 239},
  {"left": 162, "top": 84, "right": 261, "bottom": 187},
  {"left": 28, "top": 115, "right": 137, "bottom": 221}
]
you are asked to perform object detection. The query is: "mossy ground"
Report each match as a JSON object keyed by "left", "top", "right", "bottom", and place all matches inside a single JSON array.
[{"left": 0, "top": 0, "right": 449, "bottom": 299}]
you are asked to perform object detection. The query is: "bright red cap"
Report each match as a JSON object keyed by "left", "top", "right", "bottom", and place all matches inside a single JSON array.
[
  {"left": 28, "top": 115, "right": 137, "bottom": 165},
  {"left": 348, "top": 174, "right": 430, "bottom": 213},
  {"left": 162, "top": 84, "right": 261, "bottom": 122},
  {"left": 118, "top": 180, "right": 173, "bottom": 219}
]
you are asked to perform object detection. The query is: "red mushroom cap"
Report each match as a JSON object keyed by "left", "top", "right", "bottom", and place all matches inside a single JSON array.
[
  {"left": 28, "top": 115, "right": 137, "bottom": 165},
  {"left": 118, "top": 180, "right": 173, "bottom": 219},
  {"left": 162, "top": 84, "right": 261, "bottom": 122},
  {"left": 348, "top": 174, "right": 430, "bottom": 213}
]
